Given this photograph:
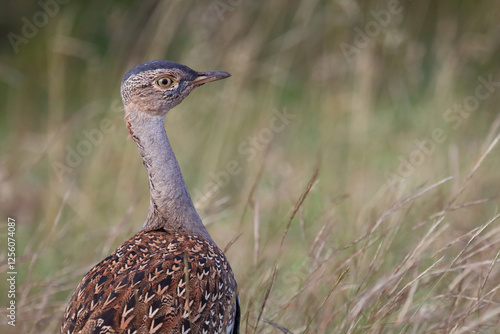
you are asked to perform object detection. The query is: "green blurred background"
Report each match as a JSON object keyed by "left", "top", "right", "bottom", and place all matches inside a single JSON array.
[{"left": 1, "top": 0, "right": 500, "bottom": 333}]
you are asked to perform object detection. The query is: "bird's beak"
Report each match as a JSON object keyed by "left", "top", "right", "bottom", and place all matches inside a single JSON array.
[{"left": 191, "top": 71, "right": 231, "bottom": 87}]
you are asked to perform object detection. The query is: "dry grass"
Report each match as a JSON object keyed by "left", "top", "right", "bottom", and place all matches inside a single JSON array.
[{"left": 1, "top": 1, "right": 500, "bottom": 333}]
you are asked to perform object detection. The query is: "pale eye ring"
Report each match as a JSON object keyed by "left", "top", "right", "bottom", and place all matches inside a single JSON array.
[{"left": 156, "top": 76, "right": 174, "bottom": 88}]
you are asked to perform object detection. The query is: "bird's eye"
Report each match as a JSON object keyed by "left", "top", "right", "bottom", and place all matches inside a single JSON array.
[{"left": 156, "top": 76, "right": 175, "bottom": 88}]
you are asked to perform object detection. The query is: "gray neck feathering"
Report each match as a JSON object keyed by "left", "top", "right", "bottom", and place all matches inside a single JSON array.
[{"left": 126, "top": 111, "right": 213, "bottom": 243}]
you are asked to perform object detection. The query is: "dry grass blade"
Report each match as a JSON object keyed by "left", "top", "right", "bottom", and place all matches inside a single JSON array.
[
  {"left": 261, "top": 318, "right": 295, "bottom": 334},
  {"left": 223, "top": 233, "right": 243, "bottom": 253},
  {"left": 453, "top": 307, "right": 500, "bottom": 334},
  {"left": 478, "top": 248, "right": 500, "bottom": 303},
  {"left": 303, "top": 267, "right": 349, "bottom": 334},
  {"left": 403, "top": 213, "right": 500, "bottom": 332},
  {"left": 394, "top": 216, "right": 447, "bottom": 275},
  {"left": 279, "top": 167, "right": 319, "bottom": 251},
  {"left": 254, "top": 267, "right": 278, "bottom": 334},
  {"left": 369, "top": 176, "right": 452, "bottom": 237},
  {"left": 251, "top": 167, "right": 320, "bottom": 332},
  {"left": 239, "top": 144, "right": 269, "bottom": 224},
  {"left": 380, "top": 256, "right": 444, "bottom": 321},
  {"left": 253, "top": 198, "right": 260, "bottom": 266},
  {"left": 431, "top": 196, "right": 500, "bottom": 219},
  {"left": 446, "top": 134, "right": 500, "bottom": 208}
]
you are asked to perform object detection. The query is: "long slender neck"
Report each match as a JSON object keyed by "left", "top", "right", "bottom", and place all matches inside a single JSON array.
[{"left": 125, "top": 111, "right": 213, "bottom": 242}]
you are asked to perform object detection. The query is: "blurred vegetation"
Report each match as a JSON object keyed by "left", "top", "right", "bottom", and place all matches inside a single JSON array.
[{"left": 1, "top": 0, "right": 500, "bottom": 333}]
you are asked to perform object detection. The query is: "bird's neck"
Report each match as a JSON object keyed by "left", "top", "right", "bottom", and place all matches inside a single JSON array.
[{"left": 125, "top": 111, "right": 213, "bottom": 242}]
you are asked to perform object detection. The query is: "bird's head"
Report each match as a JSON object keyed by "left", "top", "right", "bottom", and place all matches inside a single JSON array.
[{"left": 121, "top": 60, "right": 230, "bottom": 116}]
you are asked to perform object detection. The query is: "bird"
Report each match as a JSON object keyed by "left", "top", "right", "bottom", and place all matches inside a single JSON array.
[{"left": 61, "top": 60, "right": 240, "bottom": 334}]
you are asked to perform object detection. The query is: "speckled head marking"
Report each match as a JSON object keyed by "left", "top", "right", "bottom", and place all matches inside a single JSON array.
[
  {"left": 122, "top": 60, "right": 197, "bottom": 83},
  {"left": 120, "top": 60, "right": 230, "bottom": 117}
]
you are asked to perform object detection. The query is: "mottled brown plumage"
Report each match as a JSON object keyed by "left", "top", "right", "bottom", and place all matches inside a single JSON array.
[
  {"left": 61, "top": 231, "right": 238, "bottom": 334},
  {"left": 61, "top": 60, "right": 239, "bottom": 334}
]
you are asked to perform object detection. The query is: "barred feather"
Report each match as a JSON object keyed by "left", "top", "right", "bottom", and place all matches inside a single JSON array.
[{"left": 61, "top": 231, "right": 239, "bottom": 334}]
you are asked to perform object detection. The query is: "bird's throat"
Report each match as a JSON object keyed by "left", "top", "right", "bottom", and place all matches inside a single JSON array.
[{"left": 126, "top": 111, "right": 213, "bottom": 242}]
